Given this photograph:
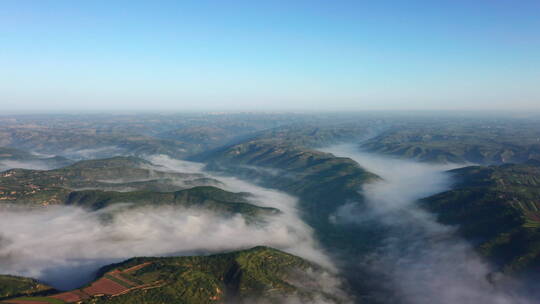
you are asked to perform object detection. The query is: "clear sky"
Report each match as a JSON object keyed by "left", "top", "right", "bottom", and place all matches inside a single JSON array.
[{"left": 1, "top": 0, "right": 539, "bottom": 112}]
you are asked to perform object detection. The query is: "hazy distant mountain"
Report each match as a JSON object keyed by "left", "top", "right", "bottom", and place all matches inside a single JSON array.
[
  {"left": 0, "top": 147, "right": 72, "bottom": 171},
  {"left": 363, "top": 120, "right": 540, "bottom": 164}
]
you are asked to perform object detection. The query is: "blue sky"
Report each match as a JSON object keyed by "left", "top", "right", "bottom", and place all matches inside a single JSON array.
[{"left": 1, "top": 0, "right": 539, "bottom": 112}]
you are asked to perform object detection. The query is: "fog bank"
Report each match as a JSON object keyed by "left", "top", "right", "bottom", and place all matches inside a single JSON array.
[
  {"left": 0, "top": 155, "right": 335, "bottom": 294},
  {"left": 322, "top": 144, "right": 531, "bottom": 304},
  {"left": 0, "top": 160, "right": 52, "bottom": 171},
  {"left": 146, "top": 155, "right": 334, "bottom": 269},
  {"left": 0, "top": 204, "right": 313, "bottom": 290}
]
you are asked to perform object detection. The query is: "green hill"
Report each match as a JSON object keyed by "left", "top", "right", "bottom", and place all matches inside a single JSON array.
[
  {"left": 0, "top": 157, "right": 275, "bottom": 219},
  {"left": 0, "top": 275, "right": 53, "bottom": 300},
  {"left": 65, "top": 156, "right": 150, "bottom": 169},
  {"left": 0, "top": 127, "right": 195, "bottom": 160},
  {"left": 0, "top": 156, "right": 224, "bottom": 205},
  {"left": 203, "top": 139, "right": 378, "bottom": 226},
  {"left": 249, "top": 124, "right": 373, "bottom": 148},
  {"left": 65, "top": 186, "right": 278, "bottom": 217},
  {"left": 421, "top": 160, "right": 540, "bottom": 274},
  {"left": 201, "top": 139, "right": 380, "bottom": 300},
  {"left": 363, "top": 120, "right": 540, "bottom": 164},
  {"left": 3, "top": 247, "right": 345, "bottom": 304}
]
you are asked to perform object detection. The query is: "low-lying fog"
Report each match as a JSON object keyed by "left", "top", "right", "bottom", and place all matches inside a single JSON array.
[
  {"left": 322, "top": 144, "right": 531, "bottom": 304},
  {"left": 0, "top": 159, "right": 59, "bottom": 171},
  {"left": 0, "top": 156, "right": 333, "bottom": 292}
]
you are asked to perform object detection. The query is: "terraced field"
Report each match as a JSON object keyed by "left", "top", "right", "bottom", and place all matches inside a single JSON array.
[
  {"left": 3, "top": 262, "right": 160, "bottom": 304},
  {"left": 3, "top": 247, "right": 342, "bottom": 304}
]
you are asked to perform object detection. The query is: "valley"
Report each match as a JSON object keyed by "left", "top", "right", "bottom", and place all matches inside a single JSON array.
[
  {"left": 1, "top": 114, "right": 540, "bottom": 303},
  {"left": 2, "top": 1, "right": 539, "bottom": 302}
]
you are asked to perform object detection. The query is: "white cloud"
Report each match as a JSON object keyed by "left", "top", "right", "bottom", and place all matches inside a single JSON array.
[{"left": 322, "top": 144, "right": 532, "bottom": 304}]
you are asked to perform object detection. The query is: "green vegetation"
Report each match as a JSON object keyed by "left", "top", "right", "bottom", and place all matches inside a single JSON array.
[
  {"left": 0, "top": 275, "right": 53, "bottom": 300},
  {"left": 421, "top": 160, "right": 540, "bottom": 274},
  {"left": 250, "top": 123, "right": 373, "bottom": 148},
  {"left": 363, "top": 119, "right": 540, "bottom": 164},
  {"left": 0, "top": 113, "right": 315, "bottom": 160},
  {"left": 204, "top": 139, "right": 377, "bottom": 227},
  {"left": 7, "top": 247, "right": 343, "bottom": 304},
  {"left": 66, "top": 156, "right": 150, "bottom": 169},
  {"left": 103, "top": 275, "right": 135, "bottom": 289},
  {"left": 202, "top": 139, "right": 382, "bottom": 299},
  {"left": 5, "top": 297, "right": 65, "bottom": 304},
  {"left": 8, "top": 114, "right": 540, "bottom": 301},
  {"left": 0, "top": 156, "right": 222, "bottom": 205},
  {"left": 65, "top": 186, "right": 278, "bottom": 218},
  {"left": 0, "top": 157, "right": 277, "bottom": 221},
  {"left": 88, "top": 247, "right": 341, "bottom": 304},
  {"left": 0, "top": 127, "right": 193, "bottom": 160}
]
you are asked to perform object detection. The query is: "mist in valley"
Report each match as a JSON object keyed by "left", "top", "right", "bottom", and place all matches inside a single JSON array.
[
  {"left": 1, "top": 142, "right": 534, "bottom": 303},
  {"left": 0, "top": 155, "right": 340, "bottom": 297},
  {"left": 0, "top": 160, "right": 53, "bottom": 171},
  {"left": 1, "top": 0, "right": 538, "bottom": 302},
  {"left": 322, "top": 144, "right": 532, "bottom": 304},
  {"left": 146, "top": 155, "right": 335, "bottom": 269}
]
